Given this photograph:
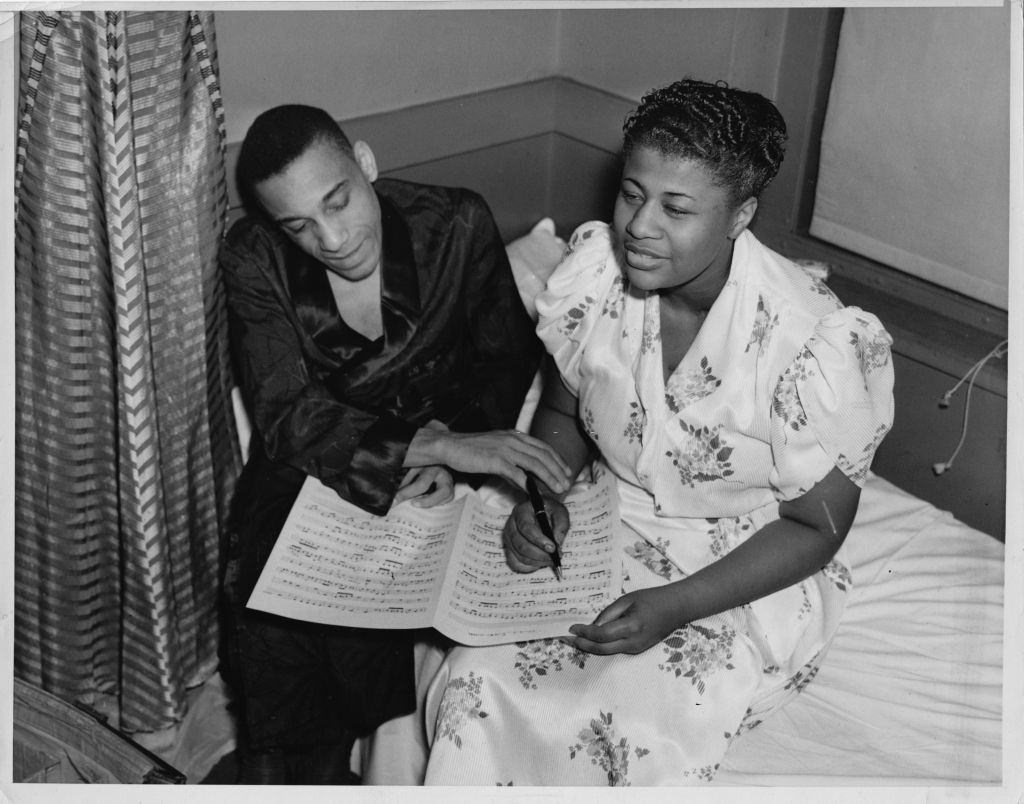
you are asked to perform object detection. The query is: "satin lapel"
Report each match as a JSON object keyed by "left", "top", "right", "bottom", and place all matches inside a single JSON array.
[
  {"left": 285, "top": 241, "right": 364, "bottom": 363},
  {"left": 322, "top": 194, "right": 422, "bottom": 397},
  {"left": 377, "top": 194, "right": 420, "bottom": 352}
]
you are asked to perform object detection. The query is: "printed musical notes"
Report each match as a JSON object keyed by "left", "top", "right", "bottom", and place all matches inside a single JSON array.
[{"left": 247, "top": 472, "right": 622, "bottom": 646}]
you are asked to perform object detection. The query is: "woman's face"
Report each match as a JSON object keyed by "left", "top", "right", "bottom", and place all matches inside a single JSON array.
[{"left": 612, "top": 145, "right": 755, "bottom": 301}]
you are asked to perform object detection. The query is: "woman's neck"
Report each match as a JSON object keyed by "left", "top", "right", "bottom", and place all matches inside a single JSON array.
[{"left": 657, "top": 238, "right": 734, "bottom": 315}]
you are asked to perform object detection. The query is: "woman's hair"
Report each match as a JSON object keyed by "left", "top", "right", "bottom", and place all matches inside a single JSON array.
[
  {"left": 236, "top": 104, "right": 354, "bottom": 210},
  {"left": 622, "top": 78, "right": 788, "bottom": 205}
]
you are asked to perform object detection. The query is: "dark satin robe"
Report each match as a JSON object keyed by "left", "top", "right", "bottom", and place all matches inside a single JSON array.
[{"left": 219, "top": 179, "right": 541, "bottom": 749}]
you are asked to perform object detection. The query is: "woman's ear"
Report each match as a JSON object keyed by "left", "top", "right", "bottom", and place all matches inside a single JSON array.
[
  {"left": 729, "top": 197, "right": 758, "bottom": 239},
  {"left": 352, "top": 140, "right": 379, "bottom": 183}
]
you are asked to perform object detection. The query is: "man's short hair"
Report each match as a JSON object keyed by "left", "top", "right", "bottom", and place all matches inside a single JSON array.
[{"left": 236, "top": 105, "right": 354, "bottom": 211}]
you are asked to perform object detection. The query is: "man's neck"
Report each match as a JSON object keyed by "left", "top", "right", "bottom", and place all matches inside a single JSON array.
[{"left": 328, "top": 267, "right": 383, "bottom": 341}]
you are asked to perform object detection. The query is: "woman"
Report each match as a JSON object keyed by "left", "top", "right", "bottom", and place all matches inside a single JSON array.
[{"left": 421, "top": 78, "right": 894, "bottom": 785}]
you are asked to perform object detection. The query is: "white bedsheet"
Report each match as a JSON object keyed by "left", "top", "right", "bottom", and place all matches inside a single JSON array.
[{"left": 716, "top": 473, "right": 1003, "bottom": 785}]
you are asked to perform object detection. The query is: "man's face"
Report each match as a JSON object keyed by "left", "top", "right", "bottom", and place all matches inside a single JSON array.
[{"left": 255, "top": 138, "right": 382, "bottom": 282}]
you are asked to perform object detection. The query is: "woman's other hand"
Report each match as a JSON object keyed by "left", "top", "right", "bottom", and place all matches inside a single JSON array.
[
  {"left": 393, "top": 465, "right": 454, "bottom": 508},
  {"left": 406, "top": 427, "right": 573, "bottom": 495},
  {"left": 502, "top": 497, "right": 569, "bottom": 573},
  {"left": 568, "top": 585, "right": 688, "bottom": 655}
]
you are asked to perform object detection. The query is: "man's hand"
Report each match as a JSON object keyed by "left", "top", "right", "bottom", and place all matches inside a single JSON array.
[
  {"left": 393, "top": 465, "right": 454, "bottom": 508},
  {"left": 406, "top": 427, "right": 573, "bottom": 496},
  {"left": 502, "top": 498, "right": 569, "bottom": 573},
  {"left": 567, "top": 585, "right": 690, "bottom": 656}
]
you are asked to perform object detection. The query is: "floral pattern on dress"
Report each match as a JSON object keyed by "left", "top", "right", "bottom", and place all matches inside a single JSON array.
[
  {"left": 681, "top": 763, "right": 719, "bottom": 782},
  {"left": 706, "top": 516, "right": 753, "bottom": 560},
  {"left": 850, "top": 320, "right": 892, "bottom": 374},
  {"left": 733, "top": 706, "right": 764, "bottom": 739},
  {"left": 666, "top": 421, "right": 735, "bottom": 486},
  {"left": 665, "top": 356, "right": 721, "bottom": 413},
  {"left": 624, "top": 536, "right": 680, "bottom": 580},
  {"left": 513, "top": 638, "right": 588, "bottom": 690},
  {"left": 582, "top": 405, "right": 599, "bottom": 442},
  {"left": 565, "top": 224, "right": 598, "bottom": 256},
  {"left": 821, "top": 558, "right": 853, "bottom": 592},
  {"left": 746, "top": 295, "right": 779, "bottom": 356},
  {"left": 601, "top": 274, "right": 625, "bottom": 319},
  {"left": 557, "top": 295, "right": 597, "bottom": 338},
  {"left": 658, "top": 622, "right": 737, "bottom": 694},
  {"left": 435, "top": 672, "right": 488, "bottom": 749},
  {"left": 783, "top": 654, "right": 822, "bottom": 695},
  {"left": 623, "top": 401, "right": 644, "bottom": 444},
  {"left": 730, "top": 645, "right": 828, "bottom": 746},
  {"left": 640, "top": 304, "right": 660, "bottom": 354},
  {"left": 835, "top": 422, "right": 890, "bottom": 484},
  {"left": 811, "top": 277, "right": 841, "bottom": 302},
  {"left": 797, "top": 582, "right": 813, "bottom": 620},
  {"left": 568, "top": 710, "right": 649, "bottom": 786},
  {"left": 772, "top": 347, "right": 816, "bottom": 431}
]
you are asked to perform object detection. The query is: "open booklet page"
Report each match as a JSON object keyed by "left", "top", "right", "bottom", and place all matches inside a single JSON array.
[{"left": 247, "top": 467, "right": 622, "bottom": 646}]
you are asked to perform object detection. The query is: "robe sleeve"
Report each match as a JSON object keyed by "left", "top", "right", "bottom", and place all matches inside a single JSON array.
[
  {"left": 443, "top": 191, "right": 543, "bottom": 434},
  {"left": 221, "top": 219, "right": 416, "bottom": 515},
  {"left": 769, "top": 306, "right": 895, "bottom": 500}
]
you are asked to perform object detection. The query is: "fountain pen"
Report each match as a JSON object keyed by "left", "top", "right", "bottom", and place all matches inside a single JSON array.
[{"left": 525, "top": 473, "right": 562, "bottom": 581}]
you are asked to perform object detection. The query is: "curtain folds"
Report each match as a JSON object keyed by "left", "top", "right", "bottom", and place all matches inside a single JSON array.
[{"left": 14, "top": 10, "right": 241, "bottom": 734}]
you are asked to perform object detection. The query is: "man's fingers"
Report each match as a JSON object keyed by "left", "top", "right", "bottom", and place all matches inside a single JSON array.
[
  {"left": 398, "top": 467, "right": 453, "bottom": 507},
  {"left": 412, "top": 478, "right": 454, "bottom": 508},
  {"left": 507, "top": 436, "right": 573, "bottom": 491}
]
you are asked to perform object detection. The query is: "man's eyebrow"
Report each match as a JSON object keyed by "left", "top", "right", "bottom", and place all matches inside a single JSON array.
[{"left": 275, "top": 181, "right": 348, "bottom": 224}]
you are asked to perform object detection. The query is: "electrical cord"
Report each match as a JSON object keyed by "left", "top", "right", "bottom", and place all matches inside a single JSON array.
[{"left": 932, "top": 339, "right": 1008, "bottom": 475}]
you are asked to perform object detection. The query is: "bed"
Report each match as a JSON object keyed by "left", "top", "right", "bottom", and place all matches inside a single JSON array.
[{"left": 163, "top": 220, "right": 1006, "bottom": 788}]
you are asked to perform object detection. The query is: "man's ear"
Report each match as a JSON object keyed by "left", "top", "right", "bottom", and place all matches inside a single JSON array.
[
  {"left": 352, "top": 140, "right": 379, "bottom": 183},
  {"left": 729, "top": 196, "right": 758, "bottom": 239}
]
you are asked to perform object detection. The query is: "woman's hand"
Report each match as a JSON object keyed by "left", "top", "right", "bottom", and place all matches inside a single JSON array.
[
  {"left": 502, "top": 498, "right": 570, "bottom": 573},
  {"left": 393, "top": 465, "right": 454, "bottom": 508},
  {"left": 568, "top": 584, "right": 689, "bottom": 655},
  {"left": 406, "top": 427, "right": 573, "bottom": 495}
]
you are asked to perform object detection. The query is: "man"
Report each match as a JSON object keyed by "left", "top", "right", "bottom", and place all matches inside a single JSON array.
[{"left": 220, "top": 105, "right": 570, "bottom": 784}]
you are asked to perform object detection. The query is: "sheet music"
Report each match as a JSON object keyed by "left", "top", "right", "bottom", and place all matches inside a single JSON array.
[
  {"left": 434, "top": 472, "right": 621, "bottom": 645},
  {"left": 247, "top": 469, "right": 621, "bottom": 645}
]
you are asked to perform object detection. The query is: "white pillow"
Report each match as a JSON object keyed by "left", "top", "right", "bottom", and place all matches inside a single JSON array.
[{"left": 505, "top": 217, "right": 566, "bottom": 320}]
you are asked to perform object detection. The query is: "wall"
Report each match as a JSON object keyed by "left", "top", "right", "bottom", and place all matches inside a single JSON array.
[
  {"left": 216, "top": 10, "right": 559, "bottom": 144},
  {"left": 558, "top": 7, "right": 786, "bottom": 100}
]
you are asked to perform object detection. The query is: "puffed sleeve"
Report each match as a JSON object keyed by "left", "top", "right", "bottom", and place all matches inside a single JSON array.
[
  {"left": 769, "top": 307, "right": 895, "bottom": 500},
  {"left": 534, "top": 222, "right": 620, "bottom": 395}
]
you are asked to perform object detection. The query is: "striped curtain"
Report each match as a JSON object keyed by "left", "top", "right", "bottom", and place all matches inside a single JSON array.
[{"left": 14, "top": 11, "right": 241, "bottom": 735}]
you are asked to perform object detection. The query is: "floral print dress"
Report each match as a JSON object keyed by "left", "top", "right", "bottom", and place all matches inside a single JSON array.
[{"left": 422, "top": 223, "right": 894, "bottom": 786}]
